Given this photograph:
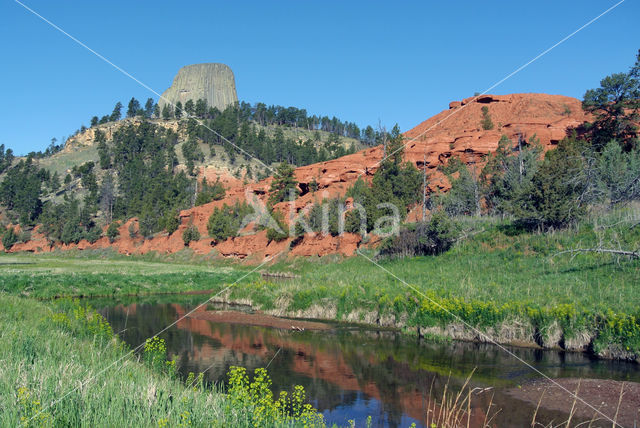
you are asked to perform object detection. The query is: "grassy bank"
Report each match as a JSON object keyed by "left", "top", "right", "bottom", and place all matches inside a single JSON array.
[
  {"left": 1, "top": 210, "right": 638, "bottom": 360},
  {"left": 0, "top": 294, "right": 327, "bottom": 427},
  {"left": 0, "top": 251, "right": 258, "bottom": 298},
  {"left": 250, "top": 213, "right": 640, "bottom": 359}
]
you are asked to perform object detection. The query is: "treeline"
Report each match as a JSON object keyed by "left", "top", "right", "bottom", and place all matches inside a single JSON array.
[
  {"left": 89, "top": 96, "right": 388, "bottom": 146},
  {"left": 184, "top": 104, "right": 358, "bottom": 168},
  {"left": 0, "top": 122, "right": 199, "bottom": 247}
]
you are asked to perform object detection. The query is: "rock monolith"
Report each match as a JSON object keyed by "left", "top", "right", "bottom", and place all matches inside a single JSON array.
[{"left": 159, "top": 63, "right": 238, "bottom": 112}]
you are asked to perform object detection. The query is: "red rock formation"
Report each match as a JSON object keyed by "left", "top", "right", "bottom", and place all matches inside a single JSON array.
[{"left": 9, "top": 93, "right": 592, "bottom": 260}]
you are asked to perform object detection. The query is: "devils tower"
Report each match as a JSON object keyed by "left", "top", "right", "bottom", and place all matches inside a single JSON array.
[{"left": 159, "top": 63, "right": 238, "bottom": 112}]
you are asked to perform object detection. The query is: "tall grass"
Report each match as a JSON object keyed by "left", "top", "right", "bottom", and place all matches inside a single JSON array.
[
  {"left": 0, "top": 294, "right": 329, "bottom": 427},
  {"left": 1, "top": 207, "right": 638, "bottom": 357}
]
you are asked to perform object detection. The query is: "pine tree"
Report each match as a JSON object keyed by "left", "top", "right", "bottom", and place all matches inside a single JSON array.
[
  {"left": 195, "top": 99, "right": 207, "bottom": 118},
  {"left": 144, "top": 98, "right": 155, "bottom": 118},
  {"left": 110, "top": 102, "right": 123, "bottom": 121},
  {"left": 127, "top": 97, "right": 141, "bottom": 118},
  {"left": 268, "top": 162, "right": 299, "bottom": 205},
  {"left": 481, "top": 106, "right": 494, "bottom": 130},
  {"left": 162, "top": 104, "right": 172, "bottom": 120},
  {"left": 184, "top": 99, "right": 195, "bottom": 116}
]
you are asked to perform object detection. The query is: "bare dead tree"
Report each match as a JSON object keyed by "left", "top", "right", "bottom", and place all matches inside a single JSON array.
[{"left": 554, "top": 247, "right": 639, "bottom": 259}]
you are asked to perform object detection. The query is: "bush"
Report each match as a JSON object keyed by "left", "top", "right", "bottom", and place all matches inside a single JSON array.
[
  {"left": 435, "top": 161, "right": 481, "bottom": 217},
  {"left": 17, "top": 229, "right": 31, "bottom": 243},
  {"left": 207, "top": 201, "right": 253, "bottom": 242},
  {"left": 481, "top": 106, "right": 494, "bottom": 130},
  {"left": 162, "top": 210, "right": 180, "bottom": 235},
  {"left": 379, "top": 211, "right": 459, "bottom": 258},
  {"left": 2, "top": 227, "right": 18, "bottom": 250},
  {"left": 85, "top": 226, "right": 102, "bottom": 244},
  {"left": 266, "top": 210, "right": 289, "bottom": 242},
  {"left": 509, "top": 137, "right": 588, "bottom": 229},
  {"left": 106, "top": 222, "right": 120, "bottom": 243},
  {"left": 227, "top": 366, "right": 324, "bottom": 426},
  {"left": 128, "top": 222, "right": 137, "bottom": 238},
  {"left": 306, "top": 198, "right": 345, "bottom": 237},
  {"left": 195, "top": 178, "right": 226, "bottom": 206},
  {"left": 182, "top": 224, "right": 201, "bottom": 246}
]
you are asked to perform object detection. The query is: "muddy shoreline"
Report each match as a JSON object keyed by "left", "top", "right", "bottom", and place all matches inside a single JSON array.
[
  {"left": 507, "top": 378, "right": 640, "bottom": 427},
  {"left": 188, "top": 310, "right": 332, "bottom": 331}
]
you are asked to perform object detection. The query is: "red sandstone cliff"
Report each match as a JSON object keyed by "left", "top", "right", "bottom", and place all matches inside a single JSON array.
[{"left": 4, "top": 93, "right": 591, "bottom": 260}]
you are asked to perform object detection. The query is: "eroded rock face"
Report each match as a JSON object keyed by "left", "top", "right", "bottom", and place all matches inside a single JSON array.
[
  {"left": 159, "top": 63, "right": 238, "bottom": 112},
  {"left": 12, "top": 93, "right": 595, "bottom": 261}
]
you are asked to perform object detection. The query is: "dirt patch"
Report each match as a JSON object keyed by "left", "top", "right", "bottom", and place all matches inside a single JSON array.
[
  {"left": 506, "top": 378, "right": 640, "bottom": 427},
  {"left": 188, "top": 310, "right": 332, "bottom": 331}
]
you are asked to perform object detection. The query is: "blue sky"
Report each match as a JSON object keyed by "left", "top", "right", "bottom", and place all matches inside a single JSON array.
[{"left": 1, "top": 1, "right": 638, "bottom": 155}]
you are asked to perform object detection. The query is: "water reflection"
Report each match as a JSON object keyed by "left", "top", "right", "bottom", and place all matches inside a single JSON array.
[{"left": 97, "top": 298, "right": 640, "bottom": 428}]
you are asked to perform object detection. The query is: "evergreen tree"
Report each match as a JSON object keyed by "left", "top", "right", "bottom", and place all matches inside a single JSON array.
[
  {"left": 175, "top": 101, "right": 183, "bottom": 119},
  {"left": 162, "top": 104, "right": 172, "bottom": 120},
  {"left": 583, "top": 49, "right": 639, "bottom": 151},
  {"left": 481, "top": 106, "right": 494, "bottom": 130},
  {"left": 184, "top": 99, "right": 195, "bottom": 116},
  {"left": 268, "top": 162, "right": 299, "bottom": 205},
  {"left": 0, "top": 159, "right": 43, "bottom": 225},
  {"left": 182, "top": 224, "right": 201, "bottom": 245},
  {"left": 110, "top": 102, "right": 123, "bottom": 121},
  {"left": 144, "top": 98, "right": 155, "bottom": 118},
  {"left": 162, "top": 209, "right": 180, "bottom": 235},
  {"left": 1, "top": 227, "right": 18, "bottom": 251},
  {"left": 195, "top": 99, "right": 207, "bottom": 118},
  {"left": 127, "top": 97, "right": 141, "bottom": 118},
  {"left": 107, "top": 221, "right": 120, "bottom": 243},
  {"left": 195, "top": 177, "right": 226, "bottom": 206},
  {"left": 207, "top": 201, "right": 253, "bottom": 241},
  {"left": 49, "top": 171, "right": 61, "bottom": 193},
  {"left": 509, "top": 137, "right": 589, "bottom": 229},
  {"left": 481, "top": 135, "right": 542, "bottom": 215}
]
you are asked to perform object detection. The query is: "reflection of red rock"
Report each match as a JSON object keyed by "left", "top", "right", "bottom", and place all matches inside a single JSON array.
[
  {"left": 10, "top": 93, "right": 590, "bottom": 262},
  {"left": 170, "top": 305, "right": 489, "bottom": 425}
]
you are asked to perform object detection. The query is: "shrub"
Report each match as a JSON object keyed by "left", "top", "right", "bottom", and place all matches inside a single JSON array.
[
  {"left": 106, "top": 222, "right": 120, "bottom": 243},
  {"left": 128, "top": 222, "right": 137, "bottom": 238},
  {"left": 17, "top": 229, "right": 31, "bottom": 243},
  {"left": 227, "top": 366, "right": 324, "bottom": 426},
  {"left": 379, "top": 211, "right": 459, "bottom": 258},
  {"left": 266, "top": 210, "right": 289, "bottom": 242},
  {"left": 509, "top": 137, "right": 588, "bottom": 229},
  {"left": 481, "top": 106, "right": 494, "bottom": 130},
  {"left": 162, "top": 210, "right": 180, "bottom": 235},
  {"left": 195, "top": 177, "right": 226, "bottom": 206},
  {"left": 85, "top": 226, "right": 102, "bottom": 244},
  {"left": 306, "top": 198, "right": 345, "bottom": 237},
  {"left": 2, "top": 227, "right": 18, "bottom": 250},
  {"left": 182, "top": 224, "right": 201, "bottom": 246},
  {"left": 207, "top": 201, "right": 253, "bottom": 242},
  {"left": 435, "top": 161, "right": 481, "bottom": 217}
]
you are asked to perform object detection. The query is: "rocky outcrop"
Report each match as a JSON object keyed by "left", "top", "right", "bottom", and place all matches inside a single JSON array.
[
  {"left": 12, "top": 93, "right": 594, "bottom": 261},
  {"left": 402, "top": 93, "right": 590, "bottom": 191},
  {"left": 158, "top": 63, "right": 238, "bottom": 112},
  {"left": 63, "top": 117, "right": 182, "bottom": 152}
]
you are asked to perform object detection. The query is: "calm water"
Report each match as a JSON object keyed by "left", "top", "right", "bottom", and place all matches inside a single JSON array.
[{"left": 94, "top": 295, "right": 640, "bottom": 427}]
